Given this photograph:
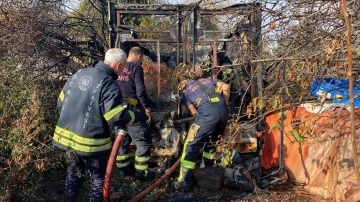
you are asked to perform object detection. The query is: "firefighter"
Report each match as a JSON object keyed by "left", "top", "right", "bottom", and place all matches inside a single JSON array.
[
  {"left": 174, "top": 66, "right": 230, "bottom": 192},
  {"left": 53, "top": 48, "right": 142, "bottom": 202},
  {"left": 116, "top": 47, "right": 155, "bottom": 181}
]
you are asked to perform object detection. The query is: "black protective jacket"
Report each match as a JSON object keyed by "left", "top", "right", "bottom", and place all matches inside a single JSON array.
[
  {"left": 53, "top": 61, "right": 141, "bottom": 156},
  {"left": 117, "top": 62, "right": 151, "bottom": 109}
]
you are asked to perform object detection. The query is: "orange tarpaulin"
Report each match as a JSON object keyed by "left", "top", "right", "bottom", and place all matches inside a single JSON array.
[{"left": 262, "top": 106, "right": 360, "bottom": 201}]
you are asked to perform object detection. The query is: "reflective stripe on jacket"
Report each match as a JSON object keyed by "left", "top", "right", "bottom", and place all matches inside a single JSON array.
[{"left": 53, "top": 61, "right": 140, "bottom": 156}]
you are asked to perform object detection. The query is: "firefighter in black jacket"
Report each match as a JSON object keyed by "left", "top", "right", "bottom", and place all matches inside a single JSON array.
[
  {"left": 53, "top": 48, "right": 142, "bottom": 202},
  {"left": 116, "top": 47, "right": 155, "bottom": 181}
]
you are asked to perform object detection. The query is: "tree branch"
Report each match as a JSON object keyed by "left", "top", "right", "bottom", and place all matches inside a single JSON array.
[{"left": 341, "top": 0, "right": 360, "bottom": 186}]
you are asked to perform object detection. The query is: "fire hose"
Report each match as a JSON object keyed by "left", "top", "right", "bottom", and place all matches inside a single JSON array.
[
  {"left": 127, "top": 159, "right": 180, "bottom": 202},
  {"left": 103, "top": 129, "right": 125, "bottom": 202},
  {"left": 104, "top": 98, "right": 140, "bottom": 201},
  {"left": 126, "top": 117, "right": 192, "bottom": 201},
  {"left": 103, "top": 128, "right": 180, "bottom": 202},
  {"left": 103, "top": 98, "right": 188, "bottom": 202}
]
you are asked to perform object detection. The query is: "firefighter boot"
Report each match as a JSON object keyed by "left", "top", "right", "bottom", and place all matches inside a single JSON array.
[
  {"left": 202, "top": 150, "right": 216, "bottom": 167},
  {"left": 118, "top": 167, "right": 134, "bottom": 179},
  {"left": 133, "top": 155, "right": 155, "bottom": 181},
  {"left": 116, "top": 153, "right": 133, "bottom": 179},
  {"left": 174, "top": 167, "right": 194, "bottom": 192},
  {"left": 134, "top": 169, "right": 156, "bottom": 181}
]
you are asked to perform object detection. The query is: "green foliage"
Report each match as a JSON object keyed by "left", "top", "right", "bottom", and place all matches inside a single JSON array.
[
  {"left": 0, "top": 59, "right": 63, "bottom": 201},
  {"left": 71, "top": 0, "right": 106, "bottom": 38},
  {"left": 137, "top": 16, "right": 172, "bottom": 39},
  {"left": 290, "top": 129, "right": 305, "bottom": 143},
  {"left": 269, "top": 123, "right": 281, "bottom": 132},
  {"left": 220, "top": 148, "right": 232, "bottom": 168},
  {"left": 66, "top": 0, "right": 108, "bottom": 63}
]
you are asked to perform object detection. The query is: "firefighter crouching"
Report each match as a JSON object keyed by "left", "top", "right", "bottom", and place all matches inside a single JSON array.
[
  {"left": 53, "top": 48, "right": 142, "bottom": 202},
  {"left": 174, "top": 66, "right": 230, "bottom": 192}
]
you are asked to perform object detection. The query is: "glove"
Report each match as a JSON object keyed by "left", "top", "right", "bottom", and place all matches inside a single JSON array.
[
  {"left": 145, "top": 108, "right": 152, "bottom": 125},
  {"left": 171, "top": 92, "right": 181, "bottom": 103}
]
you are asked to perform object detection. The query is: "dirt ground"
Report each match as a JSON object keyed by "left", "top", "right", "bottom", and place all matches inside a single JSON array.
[
  {"left": 37, "top": 167, "right": 317, "bottom": 202},
  {"left": 155, "top": 181, "right": 316, "bottom": 202}
]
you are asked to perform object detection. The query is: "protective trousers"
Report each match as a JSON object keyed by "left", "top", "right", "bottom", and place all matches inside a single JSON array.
[
  {"left": 178, "top": 101, "right": 229, "bottom": 184},
  {"left": 65, "top": 150, "right": 108, "bottom": 202},
  {"left": 116, "top": 107, "right": 152, "bottom": 174}
]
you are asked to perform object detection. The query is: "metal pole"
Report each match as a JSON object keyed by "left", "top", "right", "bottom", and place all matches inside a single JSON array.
[
  {"left": 116, "top": 10, "right": 121, "bottom": 27},
  {"left": 125, "top": 38, "right": 246, "bottom": 43},
  {"left": 157, "top": 41, "right": 161, "bottom": 111},
  {"left": 249, "top": 12, "right": 255, "bottom": 99},
  {"left": 213, "top": 43, "right": 218, "bottom": 67},
  {"left": 108, "top": 1, "right": 116, "bottom": 48},
  {"left": 177, "top": 6, "right": 182, "bottom": 120},
  {"left": 183, "top": 18, "right": 187, "bottom": 64},
  {"left": 186, "top": 38, "right": 190, "bottom": 64},
  {"left": 211, "top": 42, "right": 218, "bottom": 79},
  {"left": 255, "top": 9, "right": 263, "bottom": 98},
  {"left": 115, "top": 11, "right": 121, "bottom": 48},
  {"left": 176, "top": 6, "right": 181, "bottom": 67},
  {"left": 192, "top": 6, "right": 197, "bottom": 71}
]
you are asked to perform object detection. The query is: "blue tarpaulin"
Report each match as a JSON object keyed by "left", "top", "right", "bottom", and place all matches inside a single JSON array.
[{"left": 310, "top": 78, "right": 360, "bottom": 107}]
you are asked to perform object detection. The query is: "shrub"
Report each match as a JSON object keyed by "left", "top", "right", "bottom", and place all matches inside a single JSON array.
[{"left": 0, "top": 61, "right": 63, "bottom": 201}]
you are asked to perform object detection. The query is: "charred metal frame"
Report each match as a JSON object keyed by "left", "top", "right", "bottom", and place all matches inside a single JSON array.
[
  {"left": 108, "top": 2, "right": 285, "bottom": 189},
  {"left": 108, "top": 2, "right": 262, "bottom": 104},
  {"left": 108, "top": 1, "right": 264, "bottom": 160}
]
